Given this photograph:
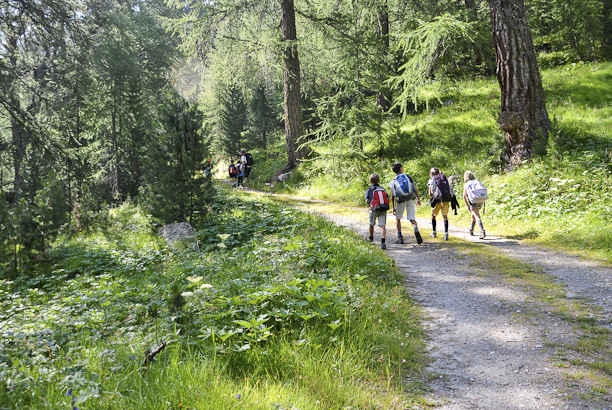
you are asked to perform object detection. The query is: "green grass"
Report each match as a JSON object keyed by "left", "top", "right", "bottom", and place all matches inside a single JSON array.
[
  {"left": 264, "top": 61, "right": 612, "bottom": 262},
  {"left": 0, "top": 195, "right": 426, "bottom": 409}
]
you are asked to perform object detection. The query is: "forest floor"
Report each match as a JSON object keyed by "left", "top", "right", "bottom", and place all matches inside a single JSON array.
[{"left": 246, "top": 188, "right": 612, "bottom": 410}]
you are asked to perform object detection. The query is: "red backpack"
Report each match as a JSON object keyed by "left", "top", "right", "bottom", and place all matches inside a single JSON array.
[
  {"left": 228, "top": 164, "right": 238, "bottom": 177},
  {"left": 370, "top": 187, "right": 390, "bottom": 211}
]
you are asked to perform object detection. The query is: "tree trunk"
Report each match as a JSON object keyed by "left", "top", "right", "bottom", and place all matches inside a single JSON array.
[
  {"left": 489, "top": 0, "right": 551, "bottom": 168},
  {"left": 11, "top": 116, "right": 26, "bottom": 200},
  {"left": 375, "top": 1, "right": 391, "bottom": 112},
  {"left": 603, "top": 0, "right": 612, "bottom": 59},
  {"left": 280, "top": 0, "right": 308, "bottom": 171},
  {"left": 464, "top": 0, "right": 484, "bottom": 66}
]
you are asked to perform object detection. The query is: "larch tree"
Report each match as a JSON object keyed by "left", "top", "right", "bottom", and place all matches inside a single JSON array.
[
  {"left": 489, "top": 0, "right": 550, "bottom": 168},
  {"left": 280, "top": 0, "right": 308, "bottom": 171},
  {"left": 164, "top": 0, "right": 308, "bottom": 172}
]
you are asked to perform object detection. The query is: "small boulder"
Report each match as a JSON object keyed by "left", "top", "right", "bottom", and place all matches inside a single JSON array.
[{"left": 158, "top": 222, "right": 195, "bottom": 243}]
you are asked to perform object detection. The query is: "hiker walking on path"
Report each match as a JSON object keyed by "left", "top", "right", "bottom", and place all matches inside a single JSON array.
[
  {"left": 240, "top": 150, "right": 254, "bottom": 188},
  {"left": 389, "top": 163, "right": 423, "bottom": 245},
  {"left": 228, "top": 160, "right": 238, "bottom": 186},
  {"left": 236, "top": 160, "right": 244, "bottom": 187},
  {"left": 428, "top": 167, "right": 454, "bottom": 240},
  {"left": 365, "top": 174, "right": 389, "bottom": 249},
  {"left": 463, "top": 170, "right": 487, "bottom": 239}
]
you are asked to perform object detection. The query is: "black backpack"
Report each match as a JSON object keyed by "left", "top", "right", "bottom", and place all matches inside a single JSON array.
[
  {"left": 245, "top": 152, "right": 254, "bottom": 166},
  {"left": 433, "top": 174, "right": 453, "bottom": 202}
]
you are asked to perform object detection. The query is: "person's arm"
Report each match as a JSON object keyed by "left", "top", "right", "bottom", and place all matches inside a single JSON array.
[
  {"left": 463, "top": 186, "right": 471, "bottom": 210},
  {"left": 415, "top": 186, "right": 421, "bottom": 206},
  {"left": 389, "top": 180, "right": 397, "bottom": 214}
]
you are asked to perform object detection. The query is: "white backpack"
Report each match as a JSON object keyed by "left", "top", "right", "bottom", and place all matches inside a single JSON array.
[{"left": 466, "top": 179, "right": 488, "bottom": 203}]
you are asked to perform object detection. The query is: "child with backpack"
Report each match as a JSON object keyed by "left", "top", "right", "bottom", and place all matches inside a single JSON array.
[
  {"left": 236, "top": 161, "right": 244, "bottom": 187},
  {"left": 463, "top": 170, "right": 487, "bottom": 239},
  {"left": 228, "top": 160, "right": 238, "bottom": 186},
  {"left": 365, "top": 173, "right": 389, "bottom": 249},
  {"left": 428, "top": 167, "right": 454, "bottom": 240},
  {"left": 388, "top": 163, "right": 423, "bottom": 244}
]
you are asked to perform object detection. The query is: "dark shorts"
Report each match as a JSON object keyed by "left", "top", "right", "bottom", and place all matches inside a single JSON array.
[{"left": 244, "top": 166, "right": 252, "bottom": 178}]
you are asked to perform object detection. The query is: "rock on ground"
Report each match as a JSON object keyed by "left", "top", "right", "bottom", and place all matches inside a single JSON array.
[{"left": 158, "top": 222, "right": 195, "bottom": 243}]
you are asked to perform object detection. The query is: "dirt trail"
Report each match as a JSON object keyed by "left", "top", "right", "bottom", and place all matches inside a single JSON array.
[{"left": 262, "top": 192, "right": 612, "bottom": 410}]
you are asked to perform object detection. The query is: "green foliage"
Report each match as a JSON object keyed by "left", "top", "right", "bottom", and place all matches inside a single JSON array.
[
  {"left": 34, "top": 174, "right": 69, "bottom": 252},
  {"left": 246, "top": 82, "right": 278, "bottom": 150},
  {"left": 388, "top": 14, "right": 473, "bottom": 115},
  {"left": 141, "top": 91, "right": 215, "bottom": 224},
  {"left": 527, "top": 0, "right": 607, "bottom": 61},
  {"left": 1, "top": 196, "right": 424, "bottom": 409},
  {"left": 0, "top": 174, "right": 69, "bottom": 276},
  {"left": 218, "top": 82, "right": 248, "bottom": 156},
  {"left": 269, "top": 62, "right": 612, "bottom": 261}
]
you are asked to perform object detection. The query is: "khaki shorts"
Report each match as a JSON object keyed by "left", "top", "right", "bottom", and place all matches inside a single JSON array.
[
  {"left": 395, "top": 199, "right": 416, "bottom": 221},
  {"left": 432, "top": 201, "right": 450, "bottom": 217},
  {"left": 469, "top": 201, "right": 483, "bottom": 210},
  {"left": 369, "top": 210, "right": 387, "bottom": 227}
]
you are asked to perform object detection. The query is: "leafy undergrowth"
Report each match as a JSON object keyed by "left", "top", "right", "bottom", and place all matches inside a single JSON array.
[{"left": 0, "top": 196, "right": 425, "bottom": 409}]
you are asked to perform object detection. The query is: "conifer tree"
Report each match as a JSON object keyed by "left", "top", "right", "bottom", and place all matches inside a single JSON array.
[
  {"left": 141, "top": 92, "right": 212, "bottom": 224},
  {"left": 219, "top": 83, "right": 248, "bottom": 156}
]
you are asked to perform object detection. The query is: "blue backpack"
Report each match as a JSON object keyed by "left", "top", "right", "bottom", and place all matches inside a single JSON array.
[{"left": 394, "top": 174, "right": 416, "bottom": 202}]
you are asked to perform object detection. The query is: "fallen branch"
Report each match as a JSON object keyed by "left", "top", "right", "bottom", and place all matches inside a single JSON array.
[{"left": 142, "top": 341, "right": 167, "bottom": 368}]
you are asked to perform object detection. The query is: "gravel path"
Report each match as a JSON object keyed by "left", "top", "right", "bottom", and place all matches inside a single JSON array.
[{"left": 265, "top": 193, "right": 612, "bottom": 410}]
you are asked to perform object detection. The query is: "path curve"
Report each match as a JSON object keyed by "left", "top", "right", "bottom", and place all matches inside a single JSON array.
[{"left": 257, "top": 190, "right": 612, "bottom": 410}]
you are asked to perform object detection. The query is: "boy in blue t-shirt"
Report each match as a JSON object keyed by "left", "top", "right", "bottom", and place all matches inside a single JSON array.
[
  {"left": 388, "top": 162, "right": 422, "bottom": 244},
  {"left": 364, "top": 173, "right": 388, "bottom": 250}
]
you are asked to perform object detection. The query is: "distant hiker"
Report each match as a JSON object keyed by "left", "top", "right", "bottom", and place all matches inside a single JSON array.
[
  {"left": 240, "top": 150, "right": 254, "bottom": 188},
  {"left": 365, "top": 173, "right": 389, "bottom": 250},
  {"left": 389, "top": 163, "right": 422, "bottom": 245},
  {"left": 236, "top": 160, "right": 244, "bottom": 187},
  {"left": 228, "top": 160, "right": 238, "bottom": 186},
  {"left": 463, "top": 170, "right": 488, "bottom": 239},
  {"left": 428, "top": 167, "right": 454, "bottom": 240},
  {"left": 205, "top": 158, "right": 212, "bottom": 178}
]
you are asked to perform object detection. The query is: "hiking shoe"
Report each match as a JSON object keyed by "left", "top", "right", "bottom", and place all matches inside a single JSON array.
[
  {"left": 479, "top": 231, "right": 486, "bottom": 239},
  {"left": 365, "top": 236, "right": 373, "bottom": 242},
  {"left": 443, "top": 233, "right": 449, "bottom": 241},
  {"left": 415, "top": 231, "right": 423, "bottom": 245},
  {"left": 429, "top": 231, "right": 437, "bottom": 238},
  {"left": 394, "top": 236, "right": 404, "bottom": 244},
  {"left": 469, "top": 229, "right": 474, "bottom": 236},
  {"left": 381, "top": 242, "right": 387, "bottom": 250}
]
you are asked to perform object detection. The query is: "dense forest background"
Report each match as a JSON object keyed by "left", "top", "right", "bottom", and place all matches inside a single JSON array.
[
  {"left": 2, "top": 1, "right": 612, "bottom": 408},
  {"left": 1, "top": 0, "right": 611, "bottom": 272}
]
